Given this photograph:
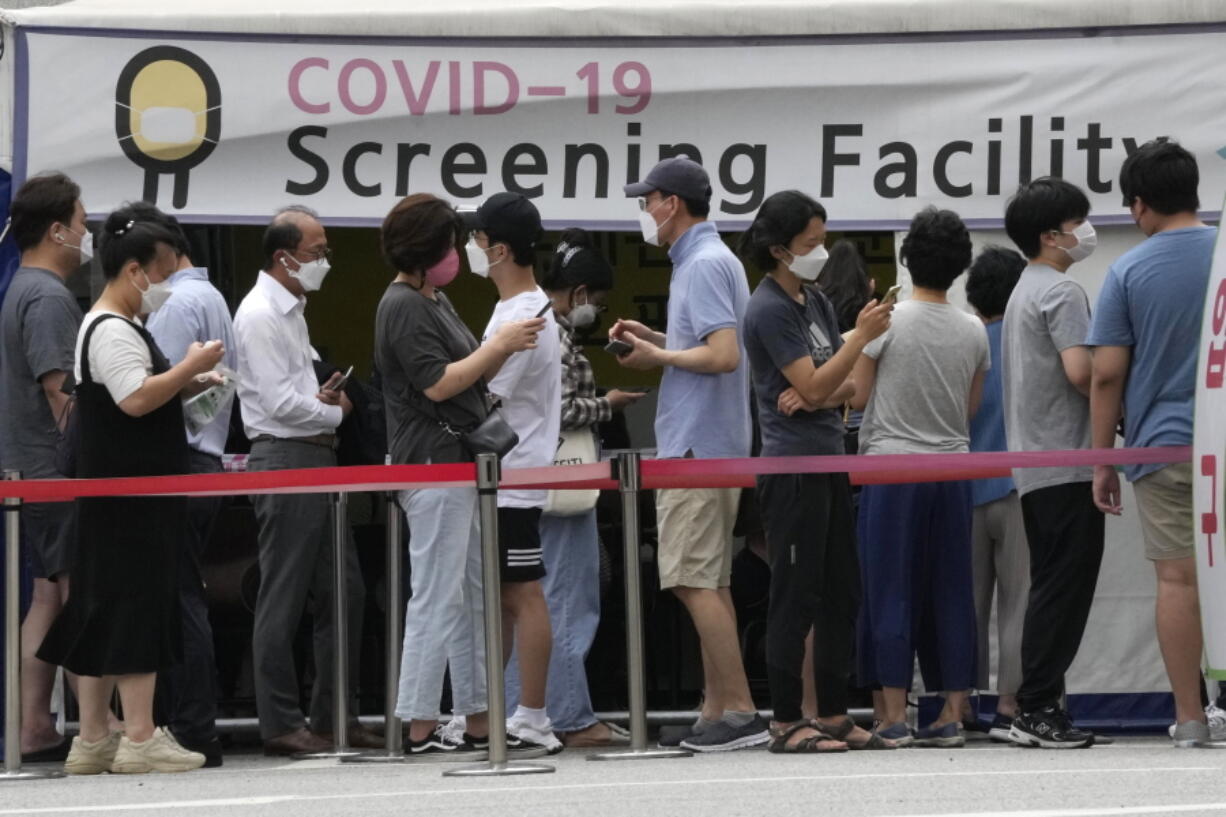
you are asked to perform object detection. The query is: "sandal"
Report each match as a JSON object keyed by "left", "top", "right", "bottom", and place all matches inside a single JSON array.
[
  {"left": 768, "top": 720, "right": 848, "bottom": 754},
  {"left": 822, "top": 716, "right": 897, "bottom": 750}
]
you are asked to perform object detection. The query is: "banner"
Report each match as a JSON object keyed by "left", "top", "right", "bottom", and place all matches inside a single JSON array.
[
  {"left": 1195, "top": 192, "right": 1226, "bottom": 679},
  {"left": 13, "top": 26, "right": 1226, "bottom": 228}
]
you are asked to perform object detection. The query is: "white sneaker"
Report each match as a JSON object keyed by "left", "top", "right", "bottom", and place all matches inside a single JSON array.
[
  {"left": 507, "top": 714, "right": 563, "bottom": 755},
  {"left": 111, "top": 727, "right": 206, "bottom": 774},
  {"left": 64, "top": 732, "right": 122, "bottom": 775},
  {"left": 439, "top": 716, "right": 467, "bottom": 746}
]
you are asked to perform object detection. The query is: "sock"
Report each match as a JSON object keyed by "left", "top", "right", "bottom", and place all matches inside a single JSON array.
[
  {"left": 513, "top": 705, "right": 550, "bottom": 731},
  {"left": 723, "top": 710, "right": 756, "bottom": 728},
  {"left": 692, "top": 715, "right": 719, "bottom": 734}
]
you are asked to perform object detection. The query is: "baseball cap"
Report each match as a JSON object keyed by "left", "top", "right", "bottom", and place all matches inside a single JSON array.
[
  {"left": 461, "top": 192, "right": 542, "bottom": 246},
  {"left": 623, "top": 157, "right": 712, "bottom": 202}
]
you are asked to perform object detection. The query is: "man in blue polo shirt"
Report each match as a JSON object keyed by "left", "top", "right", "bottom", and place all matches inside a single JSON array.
[
  {"left": 610, "top": 157, "right": 763, "bottom": 751},
  {"left": 1088, "top": 140, "right": 1219, "bottom": 748}
]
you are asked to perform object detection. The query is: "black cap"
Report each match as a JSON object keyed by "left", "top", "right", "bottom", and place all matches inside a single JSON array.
[
  {"left": 461, "top": 192, "right": 542, "bottom": 246},
  {"left": 623, "top": 157, "right": 712, "bottom": 201}
]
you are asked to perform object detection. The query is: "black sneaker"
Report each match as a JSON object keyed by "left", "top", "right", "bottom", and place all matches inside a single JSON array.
[
  {"left": 657, "top": 725, "right": 695, "bottom": 748},
  {"left": 169, "top": 730, "right": 223, "bottom": 768},
  {"left": 988, "top": 714, "right": 1015, "bottom": 744},
  {"left": 404, "top": 725, "right": 487, "bottom": 760},
  {"left": 1009, "top": 706, "right": 1093, "bottom": 749},
  {"left": 680, "top": 716, "right": 770, "bottom": 753}
]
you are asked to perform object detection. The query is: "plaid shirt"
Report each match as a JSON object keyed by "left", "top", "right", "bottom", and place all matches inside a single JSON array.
[{"left": 557, "top": 313, "right": 612, "bottom": 431}]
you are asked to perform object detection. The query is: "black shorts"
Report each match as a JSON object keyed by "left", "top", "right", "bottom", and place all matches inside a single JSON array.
[
  {"left": 22, "top": 501, "right": 75, "bottom": 581},
  {"left": 497, "top": 507, "right": 545, "bottom": 583}
]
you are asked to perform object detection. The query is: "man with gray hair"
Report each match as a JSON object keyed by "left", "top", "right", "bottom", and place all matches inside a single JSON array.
[{"left": 233, "top": 206, "right": 376, "bottom": 755}]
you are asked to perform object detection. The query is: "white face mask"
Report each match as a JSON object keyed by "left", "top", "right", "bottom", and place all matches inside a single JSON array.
[
  {"left": 786, "top": 245, "right": 830, "bottom": 282},
  {"left": 1058, "top": 220, "right": 1097, "bottom": 263},
  {"left": 570, "top": 291, "right": 599, "bottom": 328},
  {"left": 62, "top": 226, "right": 94, "bottom": 263},
  {"left": 285, "top": 253, "right": 331, "bottom": 292},
  {"left": 638, "top": 198, "right": 673, "bottom": 247},
  {"left": 465, "top": 238, "right": 500, "bottom": 278},
  {"left": 136, "top": 268, "right": 173, "bottom": 313}
]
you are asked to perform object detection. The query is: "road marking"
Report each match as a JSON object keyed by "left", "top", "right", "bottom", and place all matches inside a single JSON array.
[
  {"left": 890, "top": 805, "right": 1226, "bottom": 817},
  {"left": 0, "top": 766, "right": 1218, "bottom": 815}
]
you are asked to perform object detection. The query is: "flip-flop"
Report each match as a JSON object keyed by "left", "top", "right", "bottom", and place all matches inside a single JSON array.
[
  {"left": 823, "top": 716, "right": 897, "bottom": 750},
  {"left": 22, "top": 738, "right": 72, "bottom": 763}
]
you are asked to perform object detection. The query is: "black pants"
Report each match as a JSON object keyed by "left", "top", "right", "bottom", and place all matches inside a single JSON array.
[
  {"left": 155, "top": 450, "right": 224, "bottom": 744},
  {"left": 1016, "top": 481, "right": 1104, "bottom": 713},
  {"left": 759, "top": 473, "right": 860, "bottom": 722}
]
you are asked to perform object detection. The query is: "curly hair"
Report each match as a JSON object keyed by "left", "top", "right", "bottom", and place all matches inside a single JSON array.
[
  {"left": 899, "top": 206, "right": 972, "bottom": 291},
  {"left": 966, "top": 245, "right": 1025, "bottom": 318}
]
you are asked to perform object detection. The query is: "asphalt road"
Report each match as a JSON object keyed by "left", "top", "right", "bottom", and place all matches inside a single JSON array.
[{"left": 3, "top": 735, "right": 1226, "bottom": 817}]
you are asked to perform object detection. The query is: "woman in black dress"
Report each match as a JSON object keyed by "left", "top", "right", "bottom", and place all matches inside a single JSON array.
[{"left": 38, "top": 205, "right": 225, "bottom": 775}]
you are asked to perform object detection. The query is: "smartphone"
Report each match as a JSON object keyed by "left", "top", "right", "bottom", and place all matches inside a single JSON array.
[
  {"left": 882, "top": 284, "right": 903, "bottom": 305},
  {"left": 625, "top": 387, "right": 653, "bottom": 395},
  {"left": 332, "top": 365, "right": 355, "bottom": 391},
  {"left": 605, "top": 338, "right": 634, "bottom": 357}
]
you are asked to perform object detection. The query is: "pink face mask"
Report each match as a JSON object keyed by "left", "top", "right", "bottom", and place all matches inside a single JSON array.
[{"left": 425, "top": 248, "right": 460, "bottom": 288}]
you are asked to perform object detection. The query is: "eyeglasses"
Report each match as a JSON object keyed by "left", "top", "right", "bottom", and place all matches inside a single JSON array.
[{"left": 301, "top": 247, "right": 332, "bottom": 263}]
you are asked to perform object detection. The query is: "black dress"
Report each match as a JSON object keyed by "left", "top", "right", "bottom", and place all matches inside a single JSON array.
[{"left": 38, "top": 314, "right": 190, "bottom": 677}]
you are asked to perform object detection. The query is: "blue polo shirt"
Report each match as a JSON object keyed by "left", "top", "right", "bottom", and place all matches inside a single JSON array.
[{"left": 655, "top": 221, "right": 752, "bottom": 459}]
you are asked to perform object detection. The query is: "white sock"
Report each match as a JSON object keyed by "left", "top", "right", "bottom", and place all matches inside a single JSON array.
[{"left": 513, "top": 705, "right": 551, "bottom": 730}]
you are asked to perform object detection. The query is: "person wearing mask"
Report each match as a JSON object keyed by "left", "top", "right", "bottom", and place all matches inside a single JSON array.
[
  {"left": 850, "top": 207, "right": 989, "bottom": 749},
  {"left": 374, "top": 193, "right": 544, "bottom": 757},
  {"left": 37, "top": 205, "right": 222, "bottom": 774},
  {"left": 611, "top": 157, "right": 764, "bottom": 752},
  {"left": 136, "top": 203, "right": 235, "bottom": 767},
  {"left": 739, "top": 191, "right": 894, "bottom": 753},
  {"left": 1088, "top": 141, "right": 1219, "bottom": 747},
  {"left": 233, "top": 205, "right": 377, "bottom": 756},
  {"left": 1001, "top": 178, "right": 1104, "bottom": 749},
  {"left": 465, "top": 192, "right": 563, "bottom": 752},
  {"left": 0, "top": 173, "right": 86, "bottom": 762},
  {"left": 964, "top": 246, "right": 1029, "bottom": 742},
  {"left": 505, "top": 227, "right": 643, "bottom": 748}
]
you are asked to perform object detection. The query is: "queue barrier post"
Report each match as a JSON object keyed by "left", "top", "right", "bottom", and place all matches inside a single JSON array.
[
  {"left": 345, "top": 486, "right": 407, "bottom": 764},
  {"left": 589, "top": 451, "right": 691, "bottom": 762},
  {"left": 444, "top": 453, "right": 553, "bottom": 777},
  {"left": 294, "top": 491, "right": 361, "bottom": 760},
  {"left": 2, "top": 471, "right": 64, "bottom": 781}
]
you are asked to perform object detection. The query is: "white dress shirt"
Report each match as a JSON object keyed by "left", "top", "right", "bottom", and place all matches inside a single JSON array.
[{"left": 233, "top": 271, "right": 341, "bottom": 439}]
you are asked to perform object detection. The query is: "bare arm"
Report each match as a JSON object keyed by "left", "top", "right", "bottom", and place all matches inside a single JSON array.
[
  {"left": 848, "top": 354, "right": 878, "bottom": 412},
  {"left": 39, "top": 370, "right": 72, "bottom": 431},
  {"left": 618, "top": 327, "right": 740, "bottom": 374},
  {"left": 1061, "top": 345, "right": 1093, "bottom": 397},
  {"left": 968, "top": 369, "right": 986, "bottom": 418},
  {"left": 425, "top": 318, "right": 545, "bottom": 403},
  {"left": 1090, "top": 345, "right": 1131, "bottom": 514}
]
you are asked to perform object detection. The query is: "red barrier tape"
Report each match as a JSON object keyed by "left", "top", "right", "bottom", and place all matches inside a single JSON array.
[{"left": 0, "top": 446, "right": 1189, "bottom": 501}]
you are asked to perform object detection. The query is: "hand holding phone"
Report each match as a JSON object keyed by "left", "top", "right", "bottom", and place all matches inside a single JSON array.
[
  {"left": 327, "top": 365, "right": 354, "bottom": 392},
  {"left": 882, "top": 284, "right": 903, "bottom": 305},
  {"left": 605, "top": 338, "right": 634, "bottom": 357}
]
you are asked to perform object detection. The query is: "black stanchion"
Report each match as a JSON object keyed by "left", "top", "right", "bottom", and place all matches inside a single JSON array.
[
  {"left": 2, "top": 471, "right": 64, "bottom": 781},
  {"left": 589, "top": 451, "right": 691, "bottom": 762}
]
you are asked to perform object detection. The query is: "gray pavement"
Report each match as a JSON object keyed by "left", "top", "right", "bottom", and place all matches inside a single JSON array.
[{"left": 4, "top": 735, "right": 1226, "bottom": 817}]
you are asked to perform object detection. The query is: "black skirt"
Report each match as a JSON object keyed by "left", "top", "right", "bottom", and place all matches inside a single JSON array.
[{"left": 38, "top": 315, "right": 190, "bottom": 677}]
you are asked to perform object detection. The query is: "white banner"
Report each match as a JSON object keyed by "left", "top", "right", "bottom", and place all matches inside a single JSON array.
[
  {"left": 13, "top": 27, "right": 1226, "bottom": 228},
  {"left": 1194, "top": 192, "right": 1226, "bottom": 680}
]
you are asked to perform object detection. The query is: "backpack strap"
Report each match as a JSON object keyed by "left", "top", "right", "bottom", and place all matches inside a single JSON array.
[{"left": 79, "top": 313, "right": 137, "bottom": 385}]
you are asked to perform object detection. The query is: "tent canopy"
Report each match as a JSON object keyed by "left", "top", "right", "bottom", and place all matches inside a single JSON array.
[{"left": 3, "top": 0, "right": 1224, "bottom": 38}]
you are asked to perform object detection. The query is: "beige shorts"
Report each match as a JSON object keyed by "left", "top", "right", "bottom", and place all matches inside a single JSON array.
[
  {"left": 655, "top": 487, "right": 741, "bottom": 590},
  {"left": 1134, "top": 462, "right": 1194, "bottom": 561}
]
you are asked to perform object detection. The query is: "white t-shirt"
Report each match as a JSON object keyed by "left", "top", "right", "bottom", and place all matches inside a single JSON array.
[
  {"left": 74, "top": 310, "right": 152, "bottom": 405},
  {"left": 482, "top": 288, "right": 561, "bottom": 509}
]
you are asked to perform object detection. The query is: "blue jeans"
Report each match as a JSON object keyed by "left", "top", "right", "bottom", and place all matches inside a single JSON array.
[
  {"left": 506, "top": 509, "right": 601, "bottom": 732},
  {"left": 396, "top": 486, "right": 487, "bottom": 720}
]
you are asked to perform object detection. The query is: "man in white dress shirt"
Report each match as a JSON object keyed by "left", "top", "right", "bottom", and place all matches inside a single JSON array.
[{"left": 233, "top": 205, "right": 375, "bottom": 756}]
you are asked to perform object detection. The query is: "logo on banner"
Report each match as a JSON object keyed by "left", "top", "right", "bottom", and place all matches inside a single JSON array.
[{"left": 114, "top": 46, "right": 221, "bottom": 210}]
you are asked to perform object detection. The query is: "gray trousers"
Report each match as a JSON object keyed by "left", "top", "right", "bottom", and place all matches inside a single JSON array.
[
  {"left": 248, "top": 439, "right": 366, "bottom": 740},
  {"left": 971, "top": 491, "right": 1029, "bottom": 696}
]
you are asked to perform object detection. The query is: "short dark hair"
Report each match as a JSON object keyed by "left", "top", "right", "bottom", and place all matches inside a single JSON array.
[
  {"left": 1119, "top": 139, "right": 1200, "bottom": 216},
  {"left": 900, "top": 206, "right": 972, "bottom": 291},
  {"left": 966, "top": 245, "right": 1026, "bottom": 318},
  {"left": 1004, "top": 177, "right": 1090, "bottom": 259},
  {"left": 542, "top": 227, "right": 614, "bottom": 292},
  {"left": 97, "top": 204, "right": 180, "bottom": 280},
  {"left": 124, "top": 200, "right": 191, "bottom": 258},
  {"left": 819, "top": 239, "right": 872, "bottom": 334},
  {"left": 9, "top": 172, "right": 80, "bottom": 252},
  {"left": 735, "top": 190, "right": 827, "bottom": 273},
  {"left": 381, "top": 193, "right": 462, "bottom": 274},
  {"left": 261, "top": 204, "right": 319, "bottom": 270},
  {"left": 659, "top": 188, "right": 710, "bottom": 219}
]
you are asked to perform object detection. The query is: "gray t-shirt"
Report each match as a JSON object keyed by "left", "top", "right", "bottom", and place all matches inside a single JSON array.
[
  {"left": 858, "top": 300, "right": 989, "bottom": 455},
  {"left": 0, "top": 266, "right": 83, "bottom": 477},
  {"left": 744, "top": 277, "right": 845, "bottom": 457},
  {"left": 374, "top": 283, "right": 488, "bottom": 465},
  {"left": 1001, "top": 263, "right": 1093, "bottom": 495}
]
